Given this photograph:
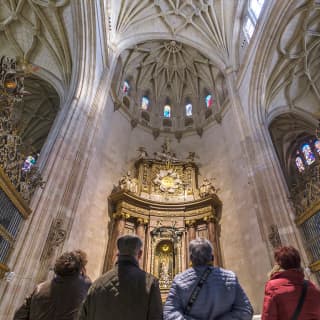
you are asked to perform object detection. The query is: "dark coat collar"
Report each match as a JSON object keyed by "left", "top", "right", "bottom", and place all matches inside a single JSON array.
[{"left": 117, "top": 255, "right": 139, "bottom": 268}]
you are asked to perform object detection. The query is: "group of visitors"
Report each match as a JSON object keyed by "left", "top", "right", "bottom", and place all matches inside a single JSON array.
[{"left": 13, "top": 235, "right": 320, "bottom": 320}]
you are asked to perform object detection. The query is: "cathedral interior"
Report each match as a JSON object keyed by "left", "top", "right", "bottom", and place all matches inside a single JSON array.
[{"left": 0, "top": 0, "right": 320, "bottom": 318}]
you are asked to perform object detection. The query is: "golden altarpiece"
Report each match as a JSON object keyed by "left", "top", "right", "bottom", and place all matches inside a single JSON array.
[{"left": 104, "top": 143, "right": 222, "bottom": 295}]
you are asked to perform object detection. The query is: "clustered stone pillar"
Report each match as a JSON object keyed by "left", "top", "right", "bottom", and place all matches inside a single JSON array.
[
  {"left": 111, "top": 213, "right": 126, "bottom": 267},
  {"left": 136, "top": 218, "right": 147, "bottom": 268},
  {"left": 186, "top": 220, "right": 196, "bottom": 267},
  {"left": 206, "top": 216, "right": 222, "bottom": 267}
]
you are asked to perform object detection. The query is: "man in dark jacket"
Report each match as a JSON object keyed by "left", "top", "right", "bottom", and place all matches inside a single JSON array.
[
  {"left": 79, "top": 234, "right": 163, "bottom": 320},
  {"left": 14, "top": 250, "right": 91, "bottom": 320}
]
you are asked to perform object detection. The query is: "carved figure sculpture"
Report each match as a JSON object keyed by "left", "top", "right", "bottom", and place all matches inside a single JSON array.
[
  {"left": 119, "top": 171, "right": 138, "bottom": 194},
  {"left": 199, "top": 177, "right": 218, "bottom": 197}
]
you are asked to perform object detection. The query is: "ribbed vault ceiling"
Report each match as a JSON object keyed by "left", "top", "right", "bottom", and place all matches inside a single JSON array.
[
  {"left": 14, "top": 76, "right": 60, "bottom": 154},
  {"left": 112, "top": 40, "right": 227, "bottom": 137}
]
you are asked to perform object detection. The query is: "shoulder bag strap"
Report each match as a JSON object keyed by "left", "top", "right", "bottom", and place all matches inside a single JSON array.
[
  {"left": 184, "top": 267, "right": 212, "bottom": 316},
  {"left": 291, "top": 279, "right": 308, "bottom": 320}
]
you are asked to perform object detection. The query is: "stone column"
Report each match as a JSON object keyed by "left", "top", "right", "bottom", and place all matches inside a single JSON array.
[
  {"left": 136, "top": 218, "right": 147, "bottom": 269},
  {"left": 111, "top": 213, "right": 126, "bottom": 267},
  {"left": 206, "top": 217, "right": 222, "bottom": 267},
  {"left": 185, "top": 220, "right": 196, "bottom": 267}
]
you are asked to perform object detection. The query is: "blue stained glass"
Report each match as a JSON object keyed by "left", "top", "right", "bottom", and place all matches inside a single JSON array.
[
  {"left": 141, "top": 97, "right": 149, "bottom": 110},
  {"left": 302, "top": 144, "right": 315, "bottom": 165},
  {"left": 22, "top": 155, "right": 36, "bottom": 172},
  {"left": 205, "top": 95, "right": 213, "bottom": 108},
  {"left": 164, "top": 105, "right": 171, "bottom": 118},
  {"left": 295, "top": 156, "right": 305, "bottom": 172},
  {"left": 315, "top": 140, "right": 320, "bottom": 154},
  {"left": 186, "top": 104, "right": 192, "bottom": 116}
]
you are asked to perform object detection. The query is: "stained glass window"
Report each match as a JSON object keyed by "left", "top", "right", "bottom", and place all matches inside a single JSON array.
[
  {"left": 295, "top": 156, "right": 305, "bottom": 172},
  {"left": 123, "top": 81, "right": 130, "bottom": 95},
  {"left": 250, "top": 0, "right": 264, "bottom": 20},
  {"left": 186, "top": 103, "right": 192, "bottom": 116},
  {"left": 22, "top": 155, "right": 36, "bottom": 172},
  {"left": 164, "top": 105, "right": 171, "bottom": 118},
  {"left": 141, "top": 96, "right": 149, "bottom": 110},
  {"left": 314, "top": 140, "right": 320, "bottom": 154},
  {"left": 205, "top": 95, "right": 213, "bottom": 108},
  {"left": 244, "top": 17, "right": 255, "bottom": 39},
  {"left": 302, "top": 144, "right": 315, "bottom": 165}
]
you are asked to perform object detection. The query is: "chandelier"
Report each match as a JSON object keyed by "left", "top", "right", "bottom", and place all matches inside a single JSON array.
[{"left": 0, "top": 56, "right": 44, "bottom": 202}]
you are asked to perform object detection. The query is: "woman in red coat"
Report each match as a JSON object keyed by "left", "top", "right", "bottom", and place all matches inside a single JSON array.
[{"left": 262, "top": 246, "right": 320, "bottom": 320}]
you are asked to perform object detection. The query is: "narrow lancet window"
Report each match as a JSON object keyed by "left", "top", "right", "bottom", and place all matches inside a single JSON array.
[
  {"left": 302, "top": 144, "right": 315, "bottom": 165},
  {"left": 205, "top": 95, "right": 213, "bottom": 108},
  {"left": 250, "top": 0, "right": 265, "bottom": 20},
  {"left": 123, "top": 81, "right": 130, "bottom": 95},
  {"left": 295, "top": 156, "right": 305, "bottom": 173},
  {"left": 22, "top": 155, "right": 36, "bottom": 172},
  {"left": 186, "top": 103, "right": 192, "bottom": 116},
  {"left": 164, "top": 105, "right": 171, "bottom": 118},
  {"left": 314, "top": 140, "right": 320, "bottom": 154},
  {"left": 141, "top": 96, "right": 149, "bottom": 110}
]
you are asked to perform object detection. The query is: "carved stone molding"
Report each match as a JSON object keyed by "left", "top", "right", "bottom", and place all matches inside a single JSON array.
[{"left": 268, "top": 224, "right": 282, "bottom": 249}]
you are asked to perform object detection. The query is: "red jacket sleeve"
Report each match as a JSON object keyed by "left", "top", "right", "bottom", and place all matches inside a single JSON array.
[{"left": 262, "top": 282, "right": 278, "bottom": 320}]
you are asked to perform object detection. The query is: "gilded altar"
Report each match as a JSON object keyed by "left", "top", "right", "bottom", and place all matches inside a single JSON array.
[{"left": 104, "top": 143, "right": 222, "bottom": 295}]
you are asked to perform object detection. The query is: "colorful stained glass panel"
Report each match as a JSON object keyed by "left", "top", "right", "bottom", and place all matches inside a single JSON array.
[
  {"left": 164, "top": 105, "right": 171, "bottom": 118},
  {"left": 314, "top": 140, "right": 320, "bottom": 154},
  {"left": 295, "top": 156, "right": 305, "bottom": 172},
  {"left": 205, "top": 95, "right": 213, "bottom": 108},
  {"left": 302, "top": 144, "right": 315, "bottom": 165},
  {"left": 123, "top": 81, "right": 130, "bottom": 95},
  {"left": 22, "top": 155, "right": 36, "bottom": 172},
  {"left": 186, "top": 104, "right": 192, "bottom": 116},
  {"left": 141, "top": 97, "right": 149, "bottom": 110}
]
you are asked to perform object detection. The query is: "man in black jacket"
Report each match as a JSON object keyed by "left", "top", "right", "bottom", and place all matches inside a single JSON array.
[
  {"left": 79, "top": 235, "right": 163, "bottom": 320},
  {"left": 14, "top": 250, "right": 91, "bottom": 320}
]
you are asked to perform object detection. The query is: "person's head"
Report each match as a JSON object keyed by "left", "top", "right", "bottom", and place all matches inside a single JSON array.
[
  {"left": 189, "top": 238, "right": 214, "bottom": 267},
  {"left": 274, "top": 246, "right": 301, "bottom": 270},
  {"left": 54, "top": 250, "right": 88, "bottom": 277},
  {"left": 117, "top": 235, "right": 143, "bottom": 260}
]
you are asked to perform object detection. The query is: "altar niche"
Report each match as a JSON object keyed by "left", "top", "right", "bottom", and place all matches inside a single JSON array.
[
  {"left": 103, "top": 143, "right": 222, "bottom": 296},
  {"left": 154, "top": 240, "right": 175, "bottom": 290}
]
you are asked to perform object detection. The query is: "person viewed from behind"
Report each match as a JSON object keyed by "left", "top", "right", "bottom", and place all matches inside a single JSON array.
[
  {"left": 164, "top": 238, "right": 253, "bottom": 320},
  {"left": 262, "top": 245, "right": 320, "bottom": 320},
  {"left": 14, "top": 250, "right": 91, "bottom": 320},
  {"left": 79, "top": 234, "right": 163, "bottom": 320}
]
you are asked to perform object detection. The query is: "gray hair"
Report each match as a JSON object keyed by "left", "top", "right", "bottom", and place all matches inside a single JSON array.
[
  {"left": 117, "top": 235, "right": 142, "bottom": 256},
  {"left": 189, "top": 238, "right": 213, "bottom": 266}
]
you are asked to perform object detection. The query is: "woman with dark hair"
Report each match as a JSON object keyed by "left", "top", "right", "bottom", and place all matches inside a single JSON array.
[
  {"left": 262, "top": 246, "right": 320, "bottom": 320},
  {"left": 14, "top": 250, "right": 91, "bottom": 320}
]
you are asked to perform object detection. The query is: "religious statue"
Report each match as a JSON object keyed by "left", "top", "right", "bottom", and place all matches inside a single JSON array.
[
  {"left": 199, "top": 177, "right": 219, "bottom": 197},
  {"left": 154, "top": 139, "right": 179, "bottom": 162},
  {"left": 119, "top": 171, "right": 138, "bottom": 194},
  {"left": 159, "top": 259, "right": 172, "bottom": 289},
  {"left": 186, "top": 151, "right": 199, "bottom": 162},
  {"left": 137, "top": 146, "right": 148, "bottom": 159}
]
